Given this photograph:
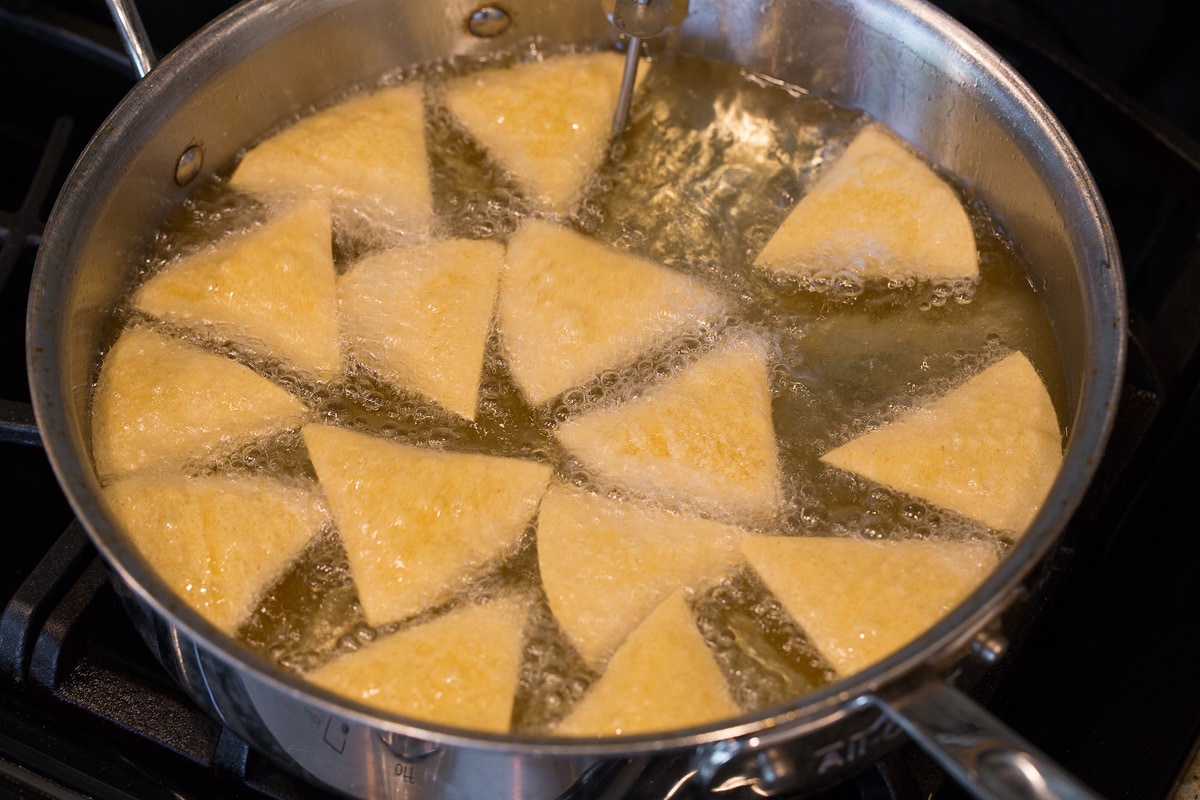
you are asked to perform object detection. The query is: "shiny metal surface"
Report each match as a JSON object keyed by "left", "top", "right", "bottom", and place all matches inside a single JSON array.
[
  {"left": 607, "top": 0, "right": 686, "bottom": 132},
  {"left": 876, "top": 683, "right": 1104, "bottom": 800},
  {"left": 610, "top": 0, "right": 678, "bottom": 37},
  {"left": 612, "top": 41, "right": 643, "bottom": 134},
  {"left": 27, "top": 0, "right": 1125, "bottom": 798},
  {"left": 466, "top": 6, "right": 513, "bottom": 38},
  {"left": 173, "top": 144, "right": 204, "bottom": 186},
  {"left": 102, "top": 0, "right": 156, "bottom": 77}
]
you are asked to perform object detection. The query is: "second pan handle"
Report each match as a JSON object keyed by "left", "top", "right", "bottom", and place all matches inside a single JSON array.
[
  {"left": 871, "top": 681, "right": 1103, "bottom": 800},
  {"left": 103, "top": 0, "right": 156, "bottom": 78}
]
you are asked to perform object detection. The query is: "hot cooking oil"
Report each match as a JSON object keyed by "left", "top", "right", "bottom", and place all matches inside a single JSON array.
[{"left": 104, "top": 47, "right": 1061, "bottom": 732}]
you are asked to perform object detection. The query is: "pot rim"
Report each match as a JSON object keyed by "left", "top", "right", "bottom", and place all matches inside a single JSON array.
[{"left": 27, "top": 0, "right": 1126, "bottom": 758}]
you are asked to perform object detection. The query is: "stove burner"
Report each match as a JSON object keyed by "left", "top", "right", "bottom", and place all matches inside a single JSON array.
[{"left": 0, "top": 114, "right": 70, "bottom": 447}]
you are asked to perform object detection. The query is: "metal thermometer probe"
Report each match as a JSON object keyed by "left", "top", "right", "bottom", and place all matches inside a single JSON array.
[{"left": 606, "top": 0, "right": 686, "bottom": 133}]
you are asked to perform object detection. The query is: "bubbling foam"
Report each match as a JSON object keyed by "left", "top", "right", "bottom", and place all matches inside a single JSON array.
[{"left": 100, "top": 46, "right": 1057, "bottom": 735}]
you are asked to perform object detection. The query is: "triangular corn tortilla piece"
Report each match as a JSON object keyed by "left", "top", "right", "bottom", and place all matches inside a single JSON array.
[
  {"left": 133, "top": 199, "right": 340, "bottom": 380},
  {"left": 305, "top": 597, "right": 528, "bottom": 733},
  {"left": 302, "top": 424, "right": 553, "bottom": 627},
  {"left": 820, "top": 351, "right": 1062, "bottom": 534},
  {"left": 555, "top": 335, "right": 781, "bottom": 518},
  {"left": 104, "top": 472, "right": 327, "bottom": 636},
  {"left": 537, "top": 484, "right": 743, "bottom": 667},
  {"left": 91, "top": 327, "right": 307, "bottom": 481},
  {"left": 499, "top": 220, "right": 725, "bottom": 406},
  {"left": 442, "top": 52, "right": 644, "bottom": 213},
  {"left": 555, "top": 591, "right": 739, "bottom": 736},
  {"left": 229, "top": 84, "right": 432, "bottom": 232},
  {"left": 754, "top": 124, "right": 978, "bottom": 283},
  {"left": 741, "top": 535, "right": 999, "bottom": 676},
  {"left": 339, "top": 239, "right": 504, "bottom": 420}
]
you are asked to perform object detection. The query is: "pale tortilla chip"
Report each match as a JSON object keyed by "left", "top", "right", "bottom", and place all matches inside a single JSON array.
[
  {"left": 754, "top": 125, "right": 978, "bottom": 283},
  {"left": 741, "top": 535, "right": 999, "bottom": 676},
  {"left": 537, "top": 484, "right": 743, "bottom": 667},
  {"left": 229, "top": 84, "right": 432, "bottom": 231},
  {"left": 555, "top": 335, "right": 782, "bottom": 518},
  {"left": 302, "top": 423, "right": 553, "bottom": 627},
  {"left": 443, "top": 52, "right": 644, "bottom": 213},
  {"left": 305, "top": 597, "right": 528, "bottom": 733},
  {"left": 104, "top": 472, "right": 326, "bottom": 635},
  {"left": 555, "top": 591, "right": 739, "bottom": 736},
  {"left": 339, "top": 239, "right": 504, "bottom": 420},
  {"left": 91, "top": 327, "right": 307, "bottom": 480},
  {"left": 133, "top": 199, "right": 340, "bottom": 380},
  {"left": 498, "top": 220, "right": 725, "bottom": 406},
  {"left": 820, "top": 351, "right": 1062, "bottom": 533}
]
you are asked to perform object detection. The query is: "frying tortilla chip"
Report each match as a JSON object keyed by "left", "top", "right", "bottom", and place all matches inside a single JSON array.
[
  {"left": 442, "top": 51, "right": 645, "bottom": 213},
  {"left": 741, "top": 535, "right": 999, "bottom": 676},
  {"left": 302, "top": 423, "right": 553, "bottom": 627},
  {"left": 305, "top": 596, "right": 529, "bottom": 733},
  {"left": 555, "top": 591, "right": 739, "bottom": 736},
  {"left": 555, "top": 335, "right": 782, "bottom": 518},
  {"left": 338, "top": 238, "right": 504, "bottom": 420},
  {"left": 91, "top": 326, "right": 307, "bottom": 480},
  {"left": 229, "top": 83, "right": 432, "bottom": 231},
  {"left": 133, "top": 199, "right": 340, "bottom": 380},
  {"left": 537, "top": 484, "right": 743, "bottom": 667},
  {"left": 498, "top": 220, "right": 725, "bottom": 406},
  {"left": 754, "top": 125, "right": 978, "bottom": 283},
  {"left": 820, "top": 351, "right": 1062, "bottom": 533},
  {"left": 104, "top": 472, "right": 327, "bottom": 635}
]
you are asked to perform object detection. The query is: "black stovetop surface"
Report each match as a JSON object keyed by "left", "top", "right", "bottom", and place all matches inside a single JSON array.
[{"left": 2, "top": 1, "right": 1199, "bottom": 799}]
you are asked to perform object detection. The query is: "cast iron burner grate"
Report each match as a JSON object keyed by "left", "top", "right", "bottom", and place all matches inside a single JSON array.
[
  {"left": 2, "top": 2, "right": 1199, "bottom": 799},
  {"left": 0, "top": 112, "right": 67, "bottom": 447},
  {"left": 0, "top": 7, "right": 329, "bottom": 798}
]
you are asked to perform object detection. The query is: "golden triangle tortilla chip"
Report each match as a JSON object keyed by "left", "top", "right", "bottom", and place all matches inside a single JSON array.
[
  {"left": 742, "top": 534, "right": 999, "bottom": 676},
  {"left": 305, "top": 596, "right": 529, "bottom": 733},
  {"left": 498, "top": 220, "right": 725, "bottom": 406},
  {"left": 91, "top": 326, "right": 307, "bottom": 480},
  {"left": 555, "top": 591, "right": 739, "bottom": 736},
  {"left": 443, "top": 52, "right": 645, "bottom": 213},
  {"left": 755, "top": 124, "right": 978, "bottom": 283},
  {"left": 133, "top": 199, "right": 341, "bottom": 379},
  {"left": 230, "top": 84, "right": 433, "bottom": 232},
  {"left": 820, "top": 351, "right": 1062, "bottom": 534},
  {"left": 537, "top": 484, "right": 743, "bottom": 667},
  {"left": 555, "top": 335, "right": 781, "bottom": 518},
  {"left": 302, "top": 423, "right": 553, "bottom": 626},
  {"left": 339, "top": 238, "right": 504, "bottom": 420},
  {"left": 105, "top": 472, "right": 326, "bottom": 635}
]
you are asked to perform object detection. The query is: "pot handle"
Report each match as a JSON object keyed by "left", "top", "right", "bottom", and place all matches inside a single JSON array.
[
  {"left": 102, "top": 0, "right": 156, "bottom": 78},
  {"left": 870, "top": 681, "right": 1102, "bottom": 800}
]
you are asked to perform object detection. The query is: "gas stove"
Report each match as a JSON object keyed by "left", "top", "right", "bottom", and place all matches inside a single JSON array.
[{"left": 1, "top": 1, "right": 1198, "bottom": 799}]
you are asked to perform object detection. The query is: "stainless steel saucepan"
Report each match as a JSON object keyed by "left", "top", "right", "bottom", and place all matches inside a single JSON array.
[{"left": 27, "top": 0, "right": 1125, "bottom": 797}]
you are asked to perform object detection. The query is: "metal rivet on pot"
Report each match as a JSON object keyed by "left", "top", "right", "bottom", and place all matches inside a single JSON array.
[
  {"left": 753, "top": 747, "right": 799, "bottom": 794},
  {"left": 467, "top": 6, "right": 511, "bottom": 38},
  {"left": 377, "top": 731, "right": 441, "bottom": 761},
  {"left": 174, "top": 145, "right": 204, "bottom": 186},
  {"left": 970, "top": 632, "right": 1008, "bottom": 665}
]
